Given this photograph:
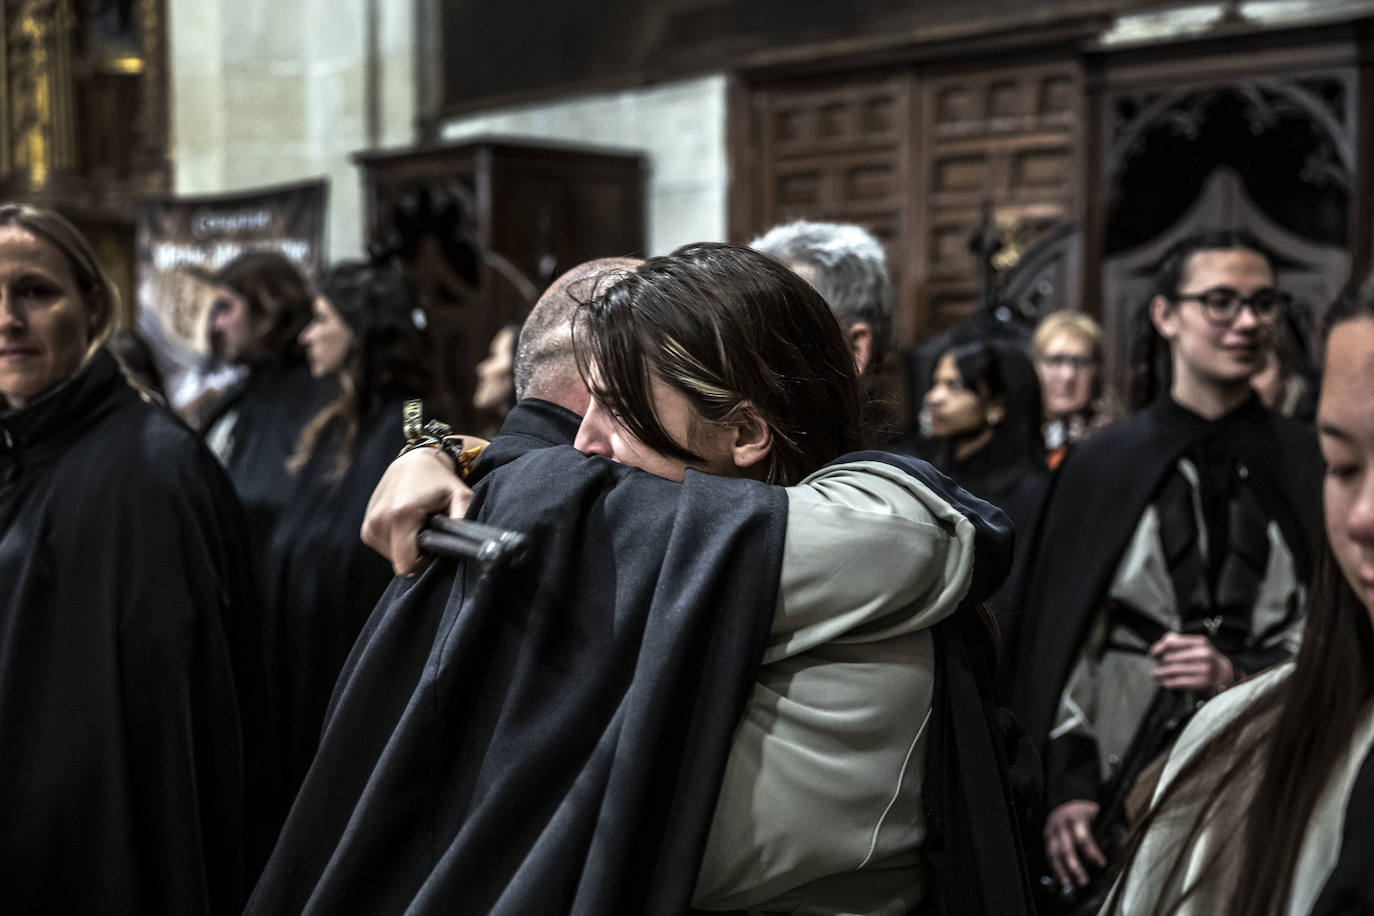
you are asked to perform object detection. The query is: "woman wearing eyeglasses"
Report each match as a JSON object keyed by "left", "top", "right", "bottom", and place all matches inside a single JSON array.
[
  {"left": 1031, "top": 311, "right": 1118, "bottom": 469},
  {"left": 1012, "top": 231, "right": 1323, "bottom": 911}
]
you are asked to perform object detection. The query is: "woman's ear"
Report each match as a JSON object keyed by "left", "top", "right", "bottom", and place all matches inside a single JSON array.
[
  {"left": 85, "top": 289, "right": 111, "bottom": 342},
  {"left": 729, "top": 402, "right": 773, "bottom": 472},
  {"left": 1150, "top": 295, "right": 1178, "bottom": 340},
  {"left": 986, "top": 399, "right": 1005, "bottom": 427}
]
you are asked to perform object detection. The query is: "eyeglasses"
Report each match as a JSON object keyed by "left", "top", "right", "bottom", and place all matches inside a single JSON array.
[
  {"left": 1173, "top": 286, "right": 1291, "bottom": 324},
  {"left": 1037, "top": 353, "right": 1095, "bottom": 371}
]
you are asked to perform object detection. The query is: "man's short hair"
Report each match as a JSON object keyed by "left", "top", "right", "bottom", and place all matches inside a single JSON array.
[
  {"left": 514, "top": 257, "right": 641, "bottom": 402},
  {"left": 750, "top": 220, "right": 892, "bottom": 369}
]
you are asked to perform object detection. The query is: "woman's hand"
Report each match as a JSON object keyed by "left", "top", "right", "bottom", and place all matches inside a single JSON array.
[
  {"left": 362, "top": 448, "right": 473, "bottom": 576},
  {"left": 1044, "top": 799, "right": 1106, "bottom": 888},
  {"left": 1149, "top": 632, "right": 1236, "bottom": 694}
]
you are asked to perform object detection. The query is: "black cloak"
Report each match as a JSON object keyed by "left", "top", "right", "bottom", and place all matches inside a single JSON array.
[
  {"left": 0, "top": 350, "right": 261, "bottom": 913},
  {"left": 259, "top": 399, "right": 412, "bottom": 840},
  {"left": 1013, "top": 395, "right": 1322, "bottom": 749},
  {"left": 939, "top": 443, "right": 1052, "bottom": 687},
  {"left": 249, "top": 435, "right": 787, "bottom": 914},
  {"left": 202, "top": 359, "right": 331, "bottom": 558}
]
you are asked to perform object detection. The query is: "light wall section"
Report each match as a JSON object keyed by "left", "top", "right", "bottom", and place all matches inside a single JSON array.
[
  {"left": 441, "top": 75, "right": 730, "bottom": 256},
  {"left": 169, "top": 0, "right": 418, "bottom": 259}
]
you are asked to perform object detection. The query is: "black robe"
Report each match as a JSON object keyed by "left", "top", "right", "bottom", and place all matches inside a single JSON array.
[
  {"left": 259, "top": 399, "right": 410, "bottom": 842},
  {"left": 941, "top": 445, "right": 1051, "bottom": 687},
  {"left": 1013, "top": 395, "right": 1322, "bottom": 751},
  {"left": 0, "top": 350, "right": 261, "bottom": 914},
  {"left": 202, "top": 359, "right": 331, "bottom": 560},
  {"left": 248, "top": 405, "right": 787, "bottom": 914}
]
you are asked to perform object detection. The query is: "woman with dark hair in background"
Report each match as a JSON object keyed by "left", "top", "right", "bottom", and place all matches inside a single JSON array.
[
  {"left": 924, "top": 336, "right": 1050, "bottom": 517},
  {"left": 0, "top": 204, "right": 261, "bottom": 911},
  {"left": 1103, "top": 277, "right": 1374, "bottom": 915},
  {"left": 201, "top": 250, "right": 330, "bottom": 556},
  {"left": 261, "top": 260, "right": 433, "bottom": 833},
  {"left": 1250, "top": 299, "right": 1320, "bottom": 422},
  {"left": 923, "top": 336, "right": 1051, "bottom": 667}
]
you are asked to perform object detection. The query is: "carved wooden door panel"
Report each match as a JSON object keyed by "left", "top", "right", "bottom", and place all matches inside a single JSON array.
[
  {"left": 735, "top": 58, "right": 1083, "bottom": 349},
  {"left": 919, "top": 61, "right": 1083, "bottom": 332},
  {"left": 741, "top": 70, "right": 916, "bottom": 339}
]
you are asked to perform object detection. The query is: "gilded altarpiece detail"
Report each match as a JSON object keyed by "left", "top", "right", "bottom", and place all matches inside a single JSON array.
[
  {"left": 0, "top": 0, "right": 169, "bottom": 324},
  {"left": 0, "top": 0, "right": 77, "bottom": 191}
]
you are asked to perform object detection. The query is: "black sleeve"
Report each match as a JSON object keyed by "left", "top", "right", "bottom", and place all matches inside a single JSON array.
[{"left": 1046, "top": 732, "right": 1100, "bottom": 810}]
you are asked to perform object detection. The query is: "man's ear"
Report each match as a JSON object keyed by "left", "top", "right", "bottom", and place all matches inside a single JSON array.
[
  {"left": 729, "top": 402, "right": 773, "bottom": 473},
  {"left": 1149, "top": 295, "right": 1178, "bottom": 340},
  {"left": 845, "top": 321, "right": 873, "bottom": 376}
]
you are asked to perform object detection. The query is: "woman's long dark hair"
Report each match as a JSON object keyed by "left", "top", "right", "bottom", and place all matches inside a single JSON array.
[
  {"left": 573, "top": 242, "right": 864, "bottom": 485},
  {"left": 928, "top": 337, "right": 1046, "bottom": 499},
  {"left": 217, "top": 250, "right": 315, "bottom": 366},
  {"left": 1105, "top": 280, "right": 1374, "bottom": 915},
  {"left": 289, "top": 261, "right": 433, "bottom": 482}
]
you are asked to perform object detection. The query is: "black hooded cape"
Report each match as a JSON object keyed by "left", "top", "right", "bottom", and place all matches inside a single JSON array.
[
  {"left": 1013, "top": 395, "right": 1322, "bottom": 750},
  {"left": 0, "top": 350, "right": 263, "bottom": 913}
]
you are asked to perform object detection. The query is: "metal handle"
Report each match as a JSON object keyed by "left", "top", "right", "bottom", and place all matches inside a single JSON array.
[{"left": 417, "top": 514, "right": 532, "bottom": 572}]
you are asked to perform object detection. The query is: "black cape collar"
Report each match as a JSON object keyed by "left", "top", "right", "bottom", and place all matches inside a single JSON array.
[
  {"left": 0, "top": 349, "right": 122, "bottom": 477},
  {"left": 469, "top": 397, "right": 583, "bottom": 481},
  {"left": 1145, "top": 391, "right": 1270, "bottom": 449}
]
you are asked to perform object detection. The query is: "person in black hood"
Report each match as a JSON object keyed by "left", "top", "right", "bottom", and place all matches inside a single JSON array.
[
  {"left": 251, "top": 245, "right": 1033, "bottom": 916},
  {"left": 0, "top": 203, "right": 261, "bottom": 912}
]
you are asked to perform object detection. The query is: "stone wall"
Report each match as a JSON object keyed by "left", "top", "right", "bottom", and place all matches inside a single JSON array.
[{"left": 169, "top": 0, "right": 416, "bottom": 259}]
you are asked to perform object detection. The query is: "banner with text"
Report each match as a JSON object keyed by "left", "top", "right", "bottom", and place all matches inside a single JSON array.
[{"left": 135, "top": 179, "right": 328, "bottom": 373}]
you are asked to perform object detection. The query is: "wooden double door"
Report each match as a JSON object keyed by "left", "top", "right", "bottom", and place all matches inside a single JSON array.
[{"left": 730, "top": 17, "right": 1372, "bottom": 391}]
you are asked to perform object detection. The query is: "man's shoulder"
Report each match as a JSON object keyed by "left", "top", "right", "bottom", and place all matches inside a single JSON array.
[{"left": 90, "top": 388, "right": 232, "bottom": 498}]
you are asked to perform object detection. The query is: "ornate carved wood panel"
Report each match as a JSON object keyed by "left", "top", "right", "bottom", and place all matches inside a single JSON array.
[
  {"left": 1086, "top": 26, "right": 1371, "bottom": 393},
  {"left": 919, "top": 61, "right": 1082, "bottom": 331},
  {"left": 355, "top": 138, "right": 646, "bottom": 430},
  {"left": 744, "top": 71, "right": 916, "bottom": 340},
  {"left": 735, "top": 58, "right": 1083, "bottom": 349}
]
